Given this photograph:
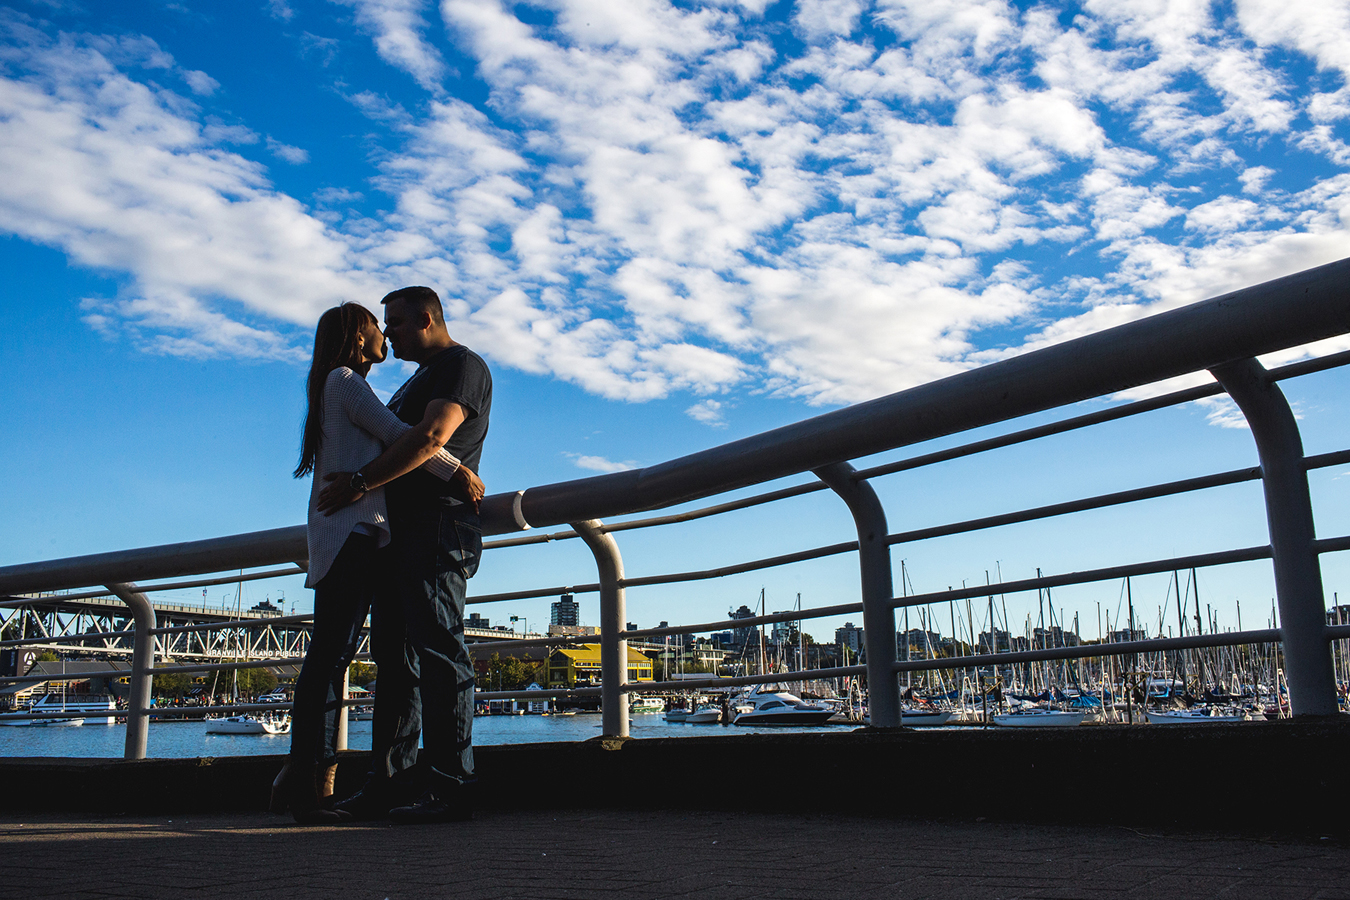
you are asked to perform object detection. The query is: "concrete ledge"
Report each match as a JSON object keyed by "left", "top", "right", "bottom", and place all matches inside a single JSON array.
[{"left": 2, "top": 719, "right": 1346, "bottom": 829}]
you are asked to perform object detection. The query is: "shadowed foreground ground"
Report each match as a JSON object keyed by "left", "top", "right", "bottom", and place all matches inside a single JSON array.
[{"left": 2, "top": 807, "right": 1348, "bottom": 900}]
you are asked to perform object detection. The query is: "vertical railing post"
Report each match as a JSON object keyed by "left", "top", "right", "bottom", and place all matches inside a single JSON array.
[
  {"left": 1211, "top": 357, "right": 1339, "bottom": 715},
  {"left": 336, "top": 663, "right": 350, "bottom": 752},
  {"left": 571, "top": 519, "right": 629, "bottom": 738},
  {"left": 814, "top": 462, "right": 901, "bottom": 727},
  {"left": 108, "top": 582, "right": 156, "bottom": 759}
]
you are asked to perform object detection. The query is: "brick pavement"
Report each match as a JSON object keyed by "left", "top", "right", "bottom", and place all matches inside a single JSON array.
[{"left": 1, "top": 808, "right": 1347, "bottom": 900}]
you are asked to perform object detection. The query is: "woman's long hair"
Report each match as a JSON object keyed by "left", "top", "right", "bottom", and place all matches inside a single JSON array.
[{"left": 294, "top": 303, "right": 379, "bottom": 478}]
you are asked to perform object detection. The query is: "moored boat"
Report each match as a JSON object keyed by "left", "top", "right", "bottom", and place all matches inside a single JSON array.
[
  {"left": 990, "top": 708, "right": 1085, "bottom": 728},
  {"left": 1, "top": 693, "right": 117, "bottom": 726},
  {"left": 732, "top": 689, "right": 836, "bottom": 726},
  {"left": 899, "top": 708, "right": 953, "bottom": 727},
  {"left": 1145, "top": 706, "right": 1251, "bottom": 724},
  {"left": 685, "top": 704, "right": 722, "bottom": 724},
  {"left": 204, "top": 713, "right": 291, "bottom": 735}
]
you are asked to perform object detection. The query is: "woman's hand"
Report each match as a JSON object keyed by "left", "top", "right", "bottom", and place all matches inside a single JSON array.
[
  {"left": 450, "top": 465, "right": 485, "bottom": 505},
  {"left": 317, "top": 472, "right": 363, "bottom": 515}
]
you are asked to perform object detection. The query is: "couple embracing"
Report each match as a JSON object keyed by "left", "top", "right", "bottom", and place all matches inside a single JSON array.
[{"left": 273, "top": 286, "right": 491, "bottom": 825}]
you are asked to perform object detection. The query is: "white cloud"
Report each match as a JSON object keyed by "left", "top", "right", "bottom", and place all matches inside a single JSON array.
[
  {"left": 335, "top": 0, "right": 448, "bottom": 91},
  {"left": 268, "top": 0, "right": 296, "bottom": 21},
  {"left": 266, "top": 136, "right": 310, "bottom": 163},
  {"left": 794, "top": 0, "right": 864, "bottom": 42},
  {"left": 1239, "top": 166, "right": 1275, "bottom": 194},
  {"left": 566, "top": 453, "right": 638, "bottom": 473},
  {"left": 6, "top": 0, "right": 1350, "bottom": 413},
  {"left": 686, "top": 399, "right": 728, "bottom": 427},
  {"left": 0, "top": 26, "right": 380, "bottom": 358},
  {"left": 314, "top": 186, "right": 365, "bottom": 204},
  {"left": 181, "top": 69, "right": 219, "bottom": 96}
]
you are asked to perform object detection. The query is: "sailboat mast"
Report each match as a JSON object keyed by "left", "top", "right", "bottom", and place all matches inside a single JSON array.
[{"left": 757, "top": 588, "right": 767, "bottom": 677}]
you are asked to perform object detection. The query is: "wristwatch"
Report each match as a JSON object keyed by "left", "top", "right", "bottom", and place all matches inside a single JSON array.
[{"left": 350, "top": 470, "right": 369, "bottom": 493}]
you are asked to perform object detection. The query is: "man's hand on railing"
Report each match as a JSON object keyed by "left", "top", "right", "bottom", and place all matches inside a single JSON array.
[{"left": 317, "top": 472, "right": 362, "bottom": 516}]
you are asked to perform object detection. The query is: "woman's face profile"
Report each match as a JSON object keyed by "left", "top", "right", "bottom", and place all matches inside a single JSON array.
[{"left": 360, "top": 318, "right": 388, "bottom": 365}]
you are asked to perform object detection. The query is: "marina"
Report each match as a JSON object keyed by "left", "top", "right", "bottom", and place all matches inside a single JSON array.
[{"left": 0, "top": 711, "right": 858, "bottom": 759}]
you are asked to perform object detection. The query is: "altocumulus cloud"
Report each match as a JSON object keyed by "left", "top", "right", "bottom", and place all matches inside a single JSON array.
[{"left": 2, "top": 1, "right": 1350, "bottom": 402}]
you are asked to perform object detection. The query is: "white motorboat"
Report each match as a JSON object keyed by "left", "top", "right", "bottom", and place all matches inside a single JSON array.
[
  {"left": 990, "top": 708, "right": 1085, "bottom": 728},
  {"left": 899, "top": 708, "right": 952, "bottom": 727},
  {"left": 1145, "top": 706, "right": 1251, "bottom": 724},
  {"left": 205, "top": 713, "right": 291, "bottom": 735},
  {"left": 630, "top": 696, "right": 665, "bottom": 714},
  {"left": 663, "top": 709, "right": 689, "bottom": 723},
  {"left": 685, "top": 704, "right": 722, "bottom": 724},
  {"left": 732, "top": 690, "right": 836, "bottom": 726},
  {"left": 2, "top": 693, "right": 117, "bottom": 726}
]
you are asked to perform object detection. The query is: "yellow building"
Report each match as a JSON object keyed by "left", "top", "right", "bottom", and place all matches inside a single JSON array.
[{"left": 545, "top": 644, "right": 654, "bottom": 689}]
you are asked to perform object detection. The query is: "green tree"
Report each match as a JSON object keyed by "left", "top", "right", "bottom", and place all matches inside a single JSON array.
[
  {"left": 236, "top": 667, "right": 278, "bottom": 696},
  {"left": 477, "top": 653, "right": 540, "bottom": 691},
  {"left": 153, "top": 672, "right": 194, "bottom": 697},
  {"left": 349, "top": 661, "right": 377, "bottom": 689},
  {"left": 35, "top": 651, "right": 58, "bottom": 662}
]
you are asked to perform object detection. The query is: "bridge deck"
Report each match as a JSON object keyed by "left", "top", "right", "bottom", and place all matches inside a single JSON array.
[{"left": 2, "top": 807, "right": 1347, "bottom": 899}]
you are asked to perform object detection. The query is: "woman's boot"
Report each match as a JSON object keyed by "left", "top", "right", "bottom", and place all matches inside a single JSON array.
[
  {"left": 269, "top": 761, "right": 296, "bottom": 815},
  {"left": 318, "top": 764, "right": 339, "bottom": 810},
  {"left": 273, "top": 759, "right": 342, "bottom": 824}
]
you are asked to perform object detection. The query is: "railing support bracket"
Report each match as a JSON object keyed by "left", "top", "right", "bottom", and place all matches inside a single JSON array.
[
  {"left": 1211, "top": 357, "right": 1339, "bottom": 715},
  {"left": 815, "top": 462, "right": 901, "bottom": 727},
  {"left": 107, "top": 582, "right": 157, "bottom": 759},
  {"left": 572, "top": 520, "right": 629, "bottom": 738}
]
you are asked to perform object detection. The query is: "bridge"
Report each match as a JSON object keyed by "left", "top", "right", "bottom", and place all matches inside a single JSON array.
[{"left": 0, "top": 588, "right": 548, "bottom": 670}]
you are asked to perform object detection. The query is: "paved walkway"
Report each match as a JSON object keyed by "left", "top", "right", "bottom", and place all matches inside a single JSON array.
[{"left": 2, "top": 808, "right": 1347, "bottom": 899}]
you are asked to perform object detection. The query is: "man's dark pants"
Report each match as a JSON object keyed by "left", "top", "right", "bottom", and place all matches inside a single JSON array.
[{"left": 368, "top": 496, "right": 481, "bottom": 796}]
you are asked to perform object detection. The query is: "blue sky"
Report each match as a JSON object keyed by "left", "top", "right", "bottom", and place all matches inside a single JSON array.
[{"left": 3, "top": 0, "right": 1350, "bottom": 646}]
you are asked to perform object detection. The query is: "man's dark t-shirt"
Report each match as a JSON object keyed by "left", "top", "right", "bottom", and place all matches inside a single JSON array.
[{"left": 386, "top": 344, "right": 491, "bottom": 506}]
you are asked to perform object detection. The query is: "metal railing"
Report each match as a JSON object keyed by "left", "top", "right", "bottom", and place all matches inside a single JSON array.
[{"left": 1, "top": 258, "right": 1348, "bottom": 756}]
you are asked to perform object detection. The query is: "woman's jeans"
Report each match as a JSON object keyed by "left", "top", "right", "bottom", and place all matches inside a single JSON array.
[{"left": 289, "top": 531, "right": 382, "bottom": 768}]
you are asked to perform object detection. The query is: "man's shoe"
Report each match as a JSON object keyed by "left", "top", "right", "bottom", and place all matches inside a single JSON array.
[
  {"left": 388, "top": 791, "right": 473, "bottom": 825},
  {"left": 333, "top": 785, "right": 397, "bottom": 821}
]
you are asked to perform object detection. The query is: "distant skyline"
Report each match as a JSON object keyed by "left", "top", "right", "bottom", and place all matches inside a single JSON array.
[{"left": 3, "top": 0, "right": 1350, "bottom": 642}]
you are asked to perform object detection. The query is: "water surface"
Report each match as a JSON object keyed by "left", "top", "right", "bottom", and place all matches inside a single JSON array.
[{"left": 0, "top": 712, "right": 853, "bottom": 759}]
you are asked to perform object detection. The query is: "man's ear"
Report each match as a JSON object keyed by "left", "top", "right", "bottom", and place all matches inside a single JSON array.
[{"left": 418, "top": 309, "right": 434, "bottom": 330}]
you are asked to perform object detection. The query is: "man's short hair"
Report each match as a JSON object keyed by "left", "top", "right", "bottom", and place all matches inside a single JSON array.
[{"left": 381, "top": 285, "right": 445, "bottom": 325}]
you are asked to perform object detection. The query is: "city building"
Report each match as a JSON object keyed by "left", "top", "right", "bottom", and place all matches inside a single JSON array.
[
  {"left": 544, "top": 645, "right": 654, "bottom": 689},
  {"left": 977, "top": 629, "right": 1012, "bottom": 654},
  {"left": 551, "top": 593, "right": 579, "bottom": 627},
  {"left": 771, "top": 613, "right": 797, "bottom": 646},
  {"left": 649, "top": 638, "right": 727, "bottom": 677},
  {"left": 897, "top": 628, "right": 942, "bottom": 658},
  {"left": 728, "top": 605, "right": 756, "bottom": 648},
  {"left": 835, "top": 622, "right": 864, "bottom": 654}
]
